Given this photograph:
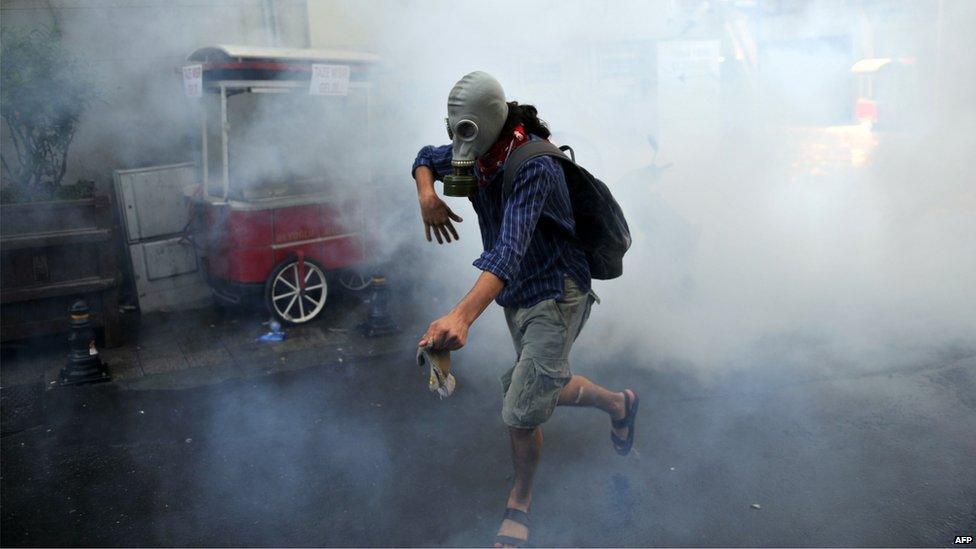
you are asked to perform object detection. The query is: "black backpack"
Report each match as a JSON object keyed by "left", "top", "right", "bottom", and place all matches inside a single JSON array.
[{"left": 502, "top": 141, "right": 631, "bottom": 280}]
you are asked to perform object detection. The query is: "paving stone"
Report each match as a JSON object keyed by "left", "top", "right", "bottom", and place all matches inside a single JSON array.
[
  {"left": 100, "top": 347, "right": 140, "bottom": 372},
  {"left": 235, "top": 355, "right": 279, "bottom": 378},
  {"left": 353, "top": 330, "right": 415, "bottom": 356},
  {"left": 0, "top": 382, "right": 45, "bottom": 435},
  {"left": 131, "top": 326, "right": 183, "bottom": 348},
  {"left": 107, "top": 358, "right": 144, "bottom": 381},
  {"left": 287, "top": 326, "right": 331, "bottom": 345},
  {"left": 206, "top": 359, "right": 243, "bottom": 381},
  {"left": 225, "top": 338, "right": 278, "bottom": 365},
  {"left": 219, "top": 324, "right": 272, "bottom": 346},
  {"left": 0, "top": 370, "right": 39, "bottom": 387},
  {"left": 178, "top": 332, "right": 221, "bottom": 353},
  {"left": 182, "top": 346, "right": 232, "bottom": 369},
  {"left": 121, "top": 367, "right": 223, "bottom": 391},
  {"left": 137, "top": 344, "right": 189, "bottom": 375},
  {"left": 1, "top": 357, "right": 55, "bottom": 387},
  {"left": 275, "top": 333, "right": 328, "bottom": 352},
  {"left": 43, "top": 363, "right": 64, "bottom": 387},
  {"left": 274, "top": 347, "right": 330, "bottom": 372}
]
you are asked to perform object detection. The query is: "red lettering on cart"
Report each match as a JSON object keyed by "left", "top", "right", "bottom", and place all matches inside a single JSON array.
[{"left": 277, "top": 229, "right": 318, "bottom": 243}]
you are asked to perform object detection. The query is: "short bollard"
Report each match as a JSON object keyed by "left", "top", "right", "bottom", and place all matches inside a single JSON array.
[
  {"left": 59, "top": 300, "right": 111, "bottom": 386},
  {"left": 359, "top": 275, "right": 398, "bottom": 338}
]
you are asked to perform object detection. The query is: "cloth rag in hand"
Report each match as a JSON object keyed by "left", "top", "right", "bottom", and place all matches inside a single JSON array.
[{"left": 416, "top": 346, "right": 456, "bottom": 399}]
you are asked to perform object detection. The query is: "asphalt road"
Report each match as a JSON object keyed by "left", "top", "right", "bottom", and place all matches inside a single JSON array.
[{"left": 2, "top": 337, "right": 975, "bottom": 547}]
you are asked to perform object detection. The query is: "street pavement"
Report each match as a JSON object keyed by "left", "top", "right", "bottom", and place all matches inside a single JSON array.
[
  {"left": 2, "top": 319, "right": 974, "bottom": 546},
  {"left": 0, "top": 292, "right": 403, "bottom": 390}
]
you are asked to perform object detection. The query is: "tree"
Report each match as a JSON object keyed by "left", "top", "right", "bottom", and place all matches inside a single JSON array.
[{"left": 1, "top": 27, "right": 97, "bottom": 202}]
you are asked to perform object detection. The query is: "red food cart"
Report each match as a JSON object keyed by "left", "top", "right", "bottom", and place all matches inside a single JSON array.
[{"left": 184, "top": 45, "right": 378, "bottom": 323}]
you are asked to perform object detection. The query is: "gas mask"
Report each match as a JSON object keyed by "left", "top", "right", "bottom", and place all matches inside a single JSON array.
[{"left": 442, "top": 71, "right": 509, "bottom": 197}]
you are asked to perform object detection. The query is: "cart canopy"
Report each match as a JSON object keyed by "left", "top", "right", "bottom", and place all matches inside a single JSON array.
[
  {"left": 187, "top": 45, "right": 378, "bottom": 86},
  {"left": 188, "top": 45, "right": 378, "bottom": 64},
  {"left": 189, "top": 45, "right": 376, "bottom": 200}
]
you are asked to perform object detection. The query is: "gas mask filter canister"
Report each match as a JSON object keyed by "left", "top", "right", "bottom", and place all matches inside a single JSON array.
[{"left": 443, "top": 71, "right": 509, "bottom": 197}]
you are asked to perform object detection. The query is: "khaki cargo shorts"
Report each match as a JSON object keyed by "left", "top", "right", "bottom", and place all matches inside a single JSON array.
[{"left": 501, "top": 277, "right": 599, "bottom": 429}]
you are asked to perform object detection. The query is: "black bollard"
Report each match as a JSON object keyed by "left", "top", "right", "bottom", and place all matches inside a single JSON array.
[
  {"left": 359, "top": 275, "right": 398, "bottom": 338},
  {"left": 59, "top": 300, "right": 111, "bottom": 386}
]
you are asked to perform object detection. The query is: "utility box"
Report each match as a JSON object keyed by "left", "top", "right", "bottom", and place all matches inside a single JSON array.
[{"left": 114, "top": 163, "right": 212, "bottom": 312}]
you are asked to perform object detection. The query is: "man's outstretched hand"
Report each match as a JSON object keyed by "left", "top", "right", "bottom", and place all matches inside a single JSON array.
[
  {"left": 420, "top": 192, "right": 463, "bottom": 244},
  {"left": 419, "top": 311, "right": 469, "bottom": 351},
  {"left": 414, "top": 165, "right": 462, "bottom": 244}
]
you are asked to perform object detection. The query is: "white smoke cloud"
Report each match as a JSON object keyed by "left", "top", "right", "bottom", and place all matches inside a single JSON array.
[{"left": 345, "top": 0, "right": 976, "bottom": 375}]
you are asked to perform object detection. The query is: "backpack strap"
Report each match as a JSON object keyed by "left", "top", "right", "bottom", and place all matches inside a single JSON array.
[
  {"left": 501, "top": 140, "right": 574, "bottom": 199},
  {"left": 500, "top": 140, "right": 586, "bottom": 249}
]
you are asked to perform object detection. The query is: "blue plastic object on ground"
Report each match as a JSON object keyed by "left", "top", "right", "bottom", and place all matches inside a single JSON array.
[{"left": 257, "top": 319, "right": 286, "bottom": 342}]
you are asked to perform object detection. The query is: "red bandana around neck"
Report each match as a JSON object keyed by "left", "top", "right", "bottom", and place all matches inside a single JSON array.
[{"left": 476, "top": 123, "right": 530, "bottom": 186}]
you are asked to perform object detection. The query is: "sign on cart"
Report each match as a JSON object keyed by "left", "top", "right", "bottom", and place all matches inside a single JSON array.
[
  {"left": 182, "top": 64, "right": 203, "bottom": 98},
  {"left": 310, "top": 64, "right": 350, "bottom": 96}
]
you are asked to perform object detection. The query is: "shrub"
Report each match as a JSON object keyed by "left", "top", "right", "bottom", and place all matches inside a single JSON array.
[{"left": 1, "top": 26, "right": 98, "bottom": 202}]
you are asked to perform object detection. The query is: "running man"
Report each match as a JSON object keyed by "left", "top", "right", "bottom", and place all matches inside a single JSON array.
[{"left": 411, "top": 71, "right": 639, "bottom": 548}]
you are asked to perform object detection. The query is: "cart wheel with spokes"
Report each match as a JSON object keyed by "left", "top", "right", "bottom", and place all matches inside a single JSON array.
[
  {"left": 337, "top": 270, "right": 372, "bottom": 292},
  {"left": 265, "top": 257, "right": 328, "bottom": 324}
]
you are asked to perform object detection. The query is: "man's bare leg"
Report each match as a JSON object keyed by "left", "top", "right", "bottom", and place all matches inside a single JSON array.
[
  {"left": 557, "top": 375, "right": 635, "bottom": 440},
  {"left": 494, "top": 426, "right": 541, "bottom": 548},
  {"left": 495, "top": 377, "right": 634, "bottom": 546}
]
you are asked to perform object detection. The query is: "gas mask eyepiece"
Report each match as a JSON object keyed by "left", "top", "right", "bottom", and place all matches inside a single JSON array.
[
  {"left": 454, "top": 119, "right": 479, "bottom": 140},
  {"left": 443, "top": 117, "right": 480, "bottom": 142},
  {"left": 442, "top": 71, "right": 508, "bottom": 198}
]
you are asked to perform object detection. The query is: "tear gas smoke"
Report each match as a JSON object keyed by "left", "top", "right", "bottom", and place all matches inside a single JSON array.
[
  {"left": 2, "top": 0, "right": 974, "bottom": 545},
  {"left": 4, "top": 1, "right": 971, "bottom": 374},
  {"left": 350, "top": 0, "right": 976, "bottom": 377}
]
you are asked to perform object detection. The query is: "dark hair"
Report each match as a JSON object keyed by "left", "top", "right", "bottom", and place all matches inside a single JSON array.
[{"left": 501, "top": 101, "right": 550, "bottom": 139}]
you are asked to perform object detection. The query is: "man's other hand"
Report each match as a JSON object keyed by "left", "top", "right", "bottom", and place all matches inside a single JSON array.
[
  {"left": 419, "top": 311, "right": 469, "bottom": 350},
  {"left": 419, "top": 193, "right": 463, "bottom": 244}
]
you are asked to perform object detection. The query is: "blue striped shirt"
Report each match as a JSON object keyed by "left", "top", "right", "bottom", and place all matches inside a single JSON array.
[{"left": 412, "top": 141, "right": 590, "bottom": 308}]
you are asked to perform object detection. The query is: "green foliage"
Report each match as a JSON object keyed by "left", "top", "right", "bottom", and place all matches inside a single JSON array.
[
  {"left": 0, "top": 178, "right": 94, "bottom": 204},
  {"left": 1, "top": 26, "right": 98, "bottom": 202},
  {"left": 0, "top": 183, "right": 26, "bottom": 204},
  {"left": 54, "top": 178, "right": 95, "bottom": 200}
]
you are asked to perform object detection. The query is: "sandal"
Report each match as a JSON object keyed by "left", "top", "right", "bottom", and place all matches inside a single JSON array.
[
  {"left": 611, "top": 390, "right": 639, "bottom": 455},
  {"left": 494, "top": 507, "right": 530, "bottom": 548}
]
